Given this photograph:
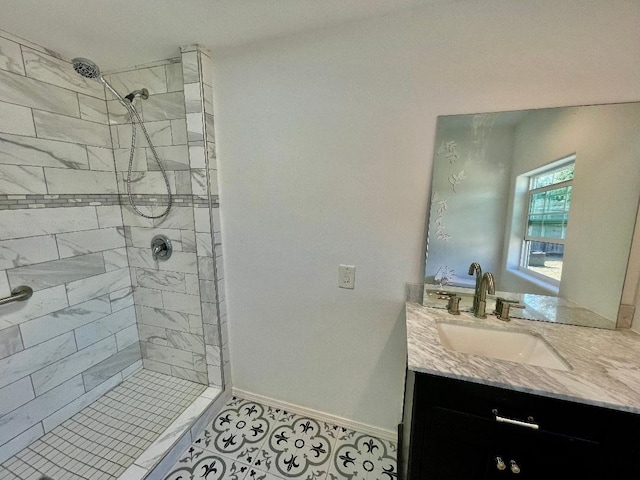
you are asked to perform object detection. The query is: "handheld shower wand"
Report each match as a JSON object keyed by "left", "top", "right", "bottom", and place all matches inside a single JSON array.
[{"left": 72, "top": 58, "right": 172, "bottom": 219}]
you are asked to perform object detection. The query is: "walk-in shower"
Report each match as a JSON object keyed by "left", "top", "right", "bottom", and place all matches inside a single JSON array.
[{"left": 72, "top": 57, "right": 172, "bottom": 219}]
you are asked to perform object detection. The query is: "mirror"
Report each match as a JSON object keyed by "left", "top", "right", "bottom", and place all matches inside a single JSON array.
[{"left": 424, "top": 102, "right": 640, "bottom": 329}]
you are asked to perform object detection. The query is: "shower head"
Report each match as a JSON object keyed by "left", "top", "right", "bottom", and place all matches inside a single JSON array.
[{"left": 71, "top": 57, "right": 102, "bottom": 79}]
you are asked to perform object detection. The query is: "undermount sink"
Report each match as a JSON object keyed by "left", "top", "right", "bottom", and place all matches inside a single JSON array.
[{"left": 436, "top": 322, "right": 570, "bottom": 371}]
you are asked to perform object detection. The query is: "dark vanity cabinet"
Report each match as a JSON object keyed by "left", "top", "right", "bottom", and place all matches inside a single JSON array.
[{"left": 401, "top": 371, "right": 640, "bottom": 480}]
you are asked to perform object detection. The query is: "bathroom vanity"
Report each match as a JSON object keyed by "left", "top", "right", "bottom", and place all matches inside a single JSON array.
[{"left": 401, "top": 303, "right": 640, "bottom": 479}]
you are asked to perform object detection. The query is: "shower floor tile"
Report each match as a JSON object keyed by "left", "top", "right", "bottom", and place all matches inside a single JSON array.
[
  {"left": 163, "top": 397, "right": 398, "bottom": 480},
  {"left": 1, "top": 370, "right": 207, "bottom": 480}
]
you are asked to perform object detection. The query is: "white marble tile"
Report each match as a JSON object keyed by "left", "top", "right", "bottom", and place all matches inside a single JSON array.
[
  {"left": 186, "top": 112, "right": 204, "bottom": 142},
  {"left": 117, "top": 170, "right": 176, "bottom": 195},
  {"left": 111, "top": 286, "right": 134, "bottom": 312},
  {"left": 130, "top": 226, "right": 183, "bottom": 251},
  {"left": 0, "top": 165, "right": 46, "bottom": 194},
  {"left": 0, "top": 206, "right": 98, "bottom": 240},
  {"left": 0, "top": 324, "right": 22, "bottom": 360},
  {"left": 141, "top": 342, "right": 193, "bottom": 370},
  {"left": 104, "top": 247, "right": 129, "bottom": 271},
  {"left": 188, "top": 145, "right": 206, "bottom": 168},
  {"left": 79, "top": 93, "right": 109, "bottom": 124},
  {"left": 196, "top": 232, "right": 213, "bottom": 258},
  {"left": 0, "top": 36, "right": 24, "bottom": 75},
  {"left": 159, "top": 251, "right": 198, "bottom": 275},
  {"left": 133, "top": 286, "right": 164, "bottom": 308},
  {"left": 162, "top": 291, "right": 201, "bottom": 316},
  {"left": 34, "top": 110, "right": 111, "bottom": 148},
  {"left": 199, "top": 280, "right": 217, "bottom": 304},
  {"left": 190, "top": 168, "right": 207, "bottom": 196},
  {"left": 135, "top": 396, "right": 213, "bottom": 469},
  {"left": 119, "top": 463, "right": 148, "bottom": 480},
  {"left": 107, "top": 98, "right": 131, "bottom": 125},
  {"left": 147, "top": 144, "right": 190, "bottom": 171},
  {"left": 0, "top": 133, "right": 89, "bottom": 169},
  {"left": 166, "top": 62, "right": 184, "bottom": 93},
  {"left": 138, "top": 324, "right": 168, "bottom": 346},
  {"left": 121, "top": 204, "right": 156, "bottom": 228},
  {"left": 104, "top": 65, "right": 167, "bottom": 97},
  {"left": 122, "top": 358, "right": 143, "bottom": 379},
  {"left": 0, "top": 284, "right": 68, "bottom": 331},
  {"left": 116, "top": 120, "right": 173, "bottom": 148},
  {"left": 96, "top": 205, "right": 123, "bottom": 228},
  {"left": 193, "top": 207, "right": 211, "bottom": 233},
  {"left": 31, "top": 336, "right": 117, "bottom": 395},
  {"left": 0, "top": 377, "right": 33, "bottom": 416},
  {"left": 174, "top": 170, "right": 192, "bottom": 195},
  {"left": 136, "top": 268, "right": 186, "bottom": 293},
  {"left": 181, "top": 229, "right": 196, "bottom": 253},
  {"left": 41, "top": 371, "right": 122, "bottom": 433},
  {"left": 0, "top": 422, "right": 43, "bottom": 464},
  {"left": 139, "top": 305, "right": 190, "bottom": 331},
  {"left": 22, "top": 48, "right": 105, "bottom": 98},
  {"left": 0, "top": 234, "right": 58, "bottom": 270},
  {"left": 170, "top": 118, "right": 187, "bottom": 145},
  {"left": 116, "top": 324, "right": 139, "bottom": 351},
  {"left": 73, "top": 306, "right": 135, "bottom": 350},
  {"left": 66, "top": 267, "right": 131, "bottom": 306},
  {"left": 0, "top": 331, "right": 76, "bottom": 389},
  {"left": 166, "top": 330, "right": 205, "bottom": 355},
  {"left": 185, "top": 274, "right": 200, "bottom": 295},
  {"left": 114, "top": 146, "right": 147, "bottom": 171},
  {"left": 56, "top": 227, "right": 125, "bottom": 258},
  {"left": 0, "top": 100, "right": 35, "bottom": 136},
  {"left": 6, "top": 252, "right": 105, "bottom": 292},
  {"left": 181, "top": 51, "right": 199, "bottom": 84},
  {"left": 203, "top": 84, "right": 214, "bottom": 114},
  {"left": 20, "top": 295, "right": 111, "bottom": 348},
  {"left": 0, "top": 69, "right": 79, "bottom": 117},
  {"left": 82, "top": 341, "right": 141, "bottom": 391},
  {"left": 209, "top": 168, "right": 219, "bottom": 196},
  {"left": 197, "top": 257, "right": 215, "bottom": 283},
  {"left": 143, "top": 357, "right": 172, "bottom": 375},
  {"left": 87, "top": 145, "right": 115, "bottom": 171},
  {"left": 0, "top": 375, "right": 84, "bottom": 444},
  {"left": 154, "top": 206, "right": 194, "bottom": 230},
  {"left": 143, "top": 91, "right": 186, "bottom": 122},
  {"left": 183, "top": 83, "right": 202, "bottom": 114},
  {"left": 127, "top": 247, "right": 157, "bottom": 270},
  {"left": 45, "top": 167, "right": 118, "bottom": 194}
]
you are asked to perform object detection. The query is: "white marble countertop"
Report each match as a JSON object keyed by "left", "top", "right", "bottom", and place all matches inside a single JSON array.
[{"left": 406, "top": 302, "right": 640, "bottom": 413}]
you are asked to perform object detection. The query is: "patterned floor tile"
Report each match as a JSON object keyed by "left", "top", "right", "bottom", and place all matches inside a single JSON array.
[
  {"left": 164, "top": 446, "right": 251, "bottom": 480},
  {"left": 328, "top": 430, "right": 397, "bottom": 480},
  {"left": 251, "top": 412, "right": 335, "bottom": 480},
  {"left": 164, "top": 398, "right": 397, "bottom": 480},
  {"left": 193, "top": 397, "right": 282, "bottom": 463}
]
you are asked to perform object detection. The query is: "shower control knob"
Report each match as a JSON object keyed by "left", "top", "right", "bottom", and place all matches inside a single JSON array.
[
  {"left": 510, "top": 460, "right": 521, "bottom": 474},
  {"left": 151, "top": 235, "right": 172, "bottom": 261},
  {"left": 495, "top": 456, "right": 506, "bottom": 471}
]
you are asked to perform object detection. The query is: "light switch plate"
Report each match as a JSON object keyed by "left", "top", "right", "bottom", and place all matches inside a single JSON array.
[{"left": 339, "top": 265, "right": 356, "bottom": 289}]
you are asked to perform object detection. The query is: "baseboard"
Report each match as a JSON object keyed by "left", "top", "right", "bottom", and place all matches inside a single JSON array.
[{"left": 232, "top": 387, "right": 397, "bottom": 442}]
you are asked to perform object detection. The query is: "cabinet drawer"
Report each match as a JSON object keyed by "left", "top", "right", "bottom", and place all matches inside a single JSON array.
[
  {"left": 416, "top": 374, "right": 610, "bottom": 442},
  {"left": 421, "top": 407, "right": 604, "bottom": 480}
]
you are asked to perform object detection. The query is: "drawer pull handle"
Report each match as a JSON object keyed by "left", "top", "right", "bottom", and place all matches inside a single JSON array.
[
  {"left": 510, "top": 460, "right": 521, "bottom": 474},
  {"left": 495, "top": 456, "right": 506, "bottom": 471},
  {"left": 492, "top": 409, "right": 539, "bottom": 430}
]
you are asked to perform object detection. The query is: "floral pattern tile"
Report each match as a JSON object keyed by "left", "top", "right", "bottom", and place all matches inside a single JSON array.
[{"left": 163, "top": 397, "right": 397, "bottom": 480}]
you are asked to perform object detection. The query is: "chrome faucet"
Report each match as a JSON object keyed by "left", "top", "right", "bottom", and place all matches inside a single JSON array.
[
  {"left": 475, "top": 272, "right": 496, "bottom": 318},
  {"left": 468, "top": 262, "right": 482, "bottom": 312}
]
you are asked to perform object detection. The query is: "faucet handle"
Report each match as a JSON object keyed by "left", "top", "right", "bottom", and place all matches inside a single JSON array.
[
  {"left": 495, "top": 297, "right": 524, "bottom": 321},
  {"left": 447, "top": 295, "right": 461, "bottom": 315}
]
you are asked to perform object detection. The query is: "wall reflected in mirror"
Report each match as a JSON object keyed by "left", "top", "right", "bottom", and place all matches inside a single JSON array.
[{"left": 424, "top": 102, "right": 640, "bottom": 329}]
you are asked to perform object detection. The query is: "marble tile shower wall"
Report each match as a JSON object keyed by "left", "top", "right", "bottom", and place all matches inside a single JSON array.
[
  {"left": 0, "top": 30, "right": 140, "bottom": 463},
  {"left": 104, "top": 47, "right": 229, "bottom": 389},
  {"left": 180, "top": 46, "right": 230, "bottom": 389}
]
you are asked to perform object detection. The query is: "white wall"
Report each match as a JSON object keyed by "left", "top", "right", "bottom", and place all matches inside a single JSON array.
[{"left": 212, "top": 0, "right": 640, "bottom": 431}]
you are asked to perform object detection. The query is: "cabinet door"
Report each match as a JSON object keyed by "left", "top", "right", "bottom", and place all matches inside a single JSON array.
[{"left": 419, "top": 407, "right": 604, "bottom": 480}]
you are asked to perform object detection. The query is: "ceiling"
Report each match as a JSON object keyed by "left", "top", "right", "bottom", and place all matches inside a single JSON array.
[{"left": 0, "top": 0, "right": 447, "bottom": 71}]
